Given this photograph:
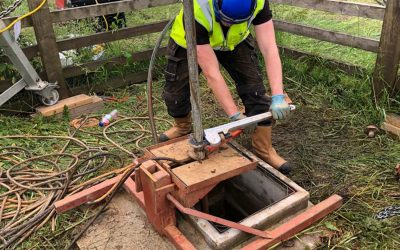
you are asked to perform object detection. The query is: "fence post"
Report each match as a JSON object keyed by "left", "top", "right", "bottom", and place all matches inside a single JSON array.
[
  {"left": 372, "top": 0, "right": 400, "bottom": 100},
  {"left": 27, "top": 0, "right": 70, "bottom": 99}
]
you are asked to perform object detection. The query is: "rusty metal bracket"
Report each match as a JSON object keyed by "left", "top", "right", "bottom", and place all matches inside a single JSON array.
[{"left": 167, "top": 194, "right": 272, "bottom": 239}]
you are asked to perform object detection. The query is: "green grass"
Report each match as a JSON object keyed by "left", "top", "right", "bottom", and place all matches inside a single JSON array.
[
  {"left": 1, "top": 0, "right": 400, "bottom": 249},
  {"left": 271, "top": 3, "right": 383, "bottom": 70}
]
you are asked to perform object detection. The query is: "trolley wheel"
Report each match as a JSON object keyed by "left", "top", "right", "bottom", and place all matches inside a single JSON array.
[{"left": 40, "top": 89, "right": 60, "bottom": 106}]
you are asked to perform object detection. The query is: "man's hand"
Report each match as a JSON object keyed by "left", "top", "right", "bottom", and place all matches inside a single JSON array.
[
  {"left": 229, "top": 112, "right": 257, "bottom": 134},
  {"left": 271, "top": 94, "right": 290, "bottom": 120}
]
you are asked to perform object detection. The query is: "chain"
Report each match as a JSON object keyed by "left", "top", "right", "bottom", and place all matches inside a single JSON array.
[
  {"left": 376, "top": 206, "right": 400, "bottom": 220},
  {"left": 0, "top": 0, "right": 24, "bottom": 19}
]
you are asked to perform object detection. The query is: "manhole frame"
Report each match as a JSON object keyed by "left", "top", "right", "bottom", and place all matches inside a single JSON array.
[{"left": 186, "top": 142, "right": 310, "bottom": 249}]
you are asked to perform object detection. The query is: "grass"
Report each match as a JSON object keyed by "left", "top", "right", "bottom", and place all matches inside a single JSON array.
[{"left": 1, "top": 0, "right": 400, "bottom": 249}]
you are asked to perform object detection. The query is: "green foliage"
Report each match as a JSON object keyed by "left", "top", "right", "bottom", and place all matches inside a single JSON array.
[{"left": 1, "top": 1, "right": 400, "bottom": 249}]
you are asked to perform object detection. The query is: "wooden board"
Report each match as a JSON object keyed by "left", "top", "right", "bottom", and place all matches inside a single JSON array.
[
  {"left": 36, "top": 94, "right": 93, "bottom": 116},
  {"left": 386, "top": 113, "right": 400, "bottom": 128},
  {"left": 150, "top": 139, "right": 192, "bottom": 163},
  {"left": 172, "top": 146, "right": 256, "bottom": 193},
  {"left": 381, "top": 122, "right": 400, "bottom": 138},
  {"left": 274, "top": 20, "right": 379, "bottom": 52},
  {"left": 54, "top": 96, "right": 103, "bottom": 119},
  {"left": 270, "top": 0, "right": 385, "bottom": 20},
  {"left": 63, "top": 48, "right": 167, "bottom": 79}
]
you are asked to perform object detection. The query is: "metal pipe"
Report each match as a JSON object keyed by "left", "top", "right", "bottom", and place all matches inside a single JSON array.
[{"left": 182, "top": 0, "right": 203, "bottom": 146}]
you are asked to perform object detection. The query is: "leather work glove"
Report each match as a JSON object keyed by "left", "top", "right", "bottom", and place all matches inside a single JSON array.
[
  {"left": 271, "top": 94, "right": 290, "bottom": 120},
  {"left": 229, "top": 112, "right": 257, "bottom": 134}
]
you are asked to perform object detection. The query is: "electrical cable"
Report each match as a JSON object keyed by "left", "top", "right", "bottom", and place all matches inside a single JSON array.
[
  {"left": 0, "top": 112, "right": 175, "bottom": 249},
  {"left": 94, "top": 0, "right": 109, "bottom": 32},
  {"left": 147, "top": 18, "right": 175, "bottom": 143}
]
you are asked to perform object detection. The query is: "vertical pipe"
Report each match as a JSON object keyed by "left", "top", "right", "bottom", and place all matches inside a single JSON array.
[{"left": 182, "top": 0, "right": 203, "bottom": 145}]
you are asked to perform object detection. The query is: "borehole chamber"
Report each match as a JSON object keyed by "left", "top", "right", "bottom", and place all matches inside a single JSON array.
[{"left": 189, "top": 143, "right": 310, "bottom": 249}]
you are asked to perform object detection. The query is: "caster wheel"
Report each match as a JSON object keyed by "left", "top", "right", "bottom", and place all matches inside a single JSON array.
[{"left": 40, "top": 89, "right": 60, "bottom": 106}]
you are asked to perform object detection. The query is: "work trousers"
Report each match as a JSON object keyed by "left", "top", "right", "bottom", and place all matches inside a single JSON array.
[{"left": 163, "top": 36, "right": 272, "bottom": 126}]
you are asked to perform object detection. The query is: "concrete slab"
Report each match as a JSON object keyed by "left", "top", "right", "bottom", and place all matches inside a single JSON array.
[
  {"left": 177, "top": 206, "right": 323, "bottom": 250},
  {"left": 77, "top": 191, "right": 174, "bottom": 250}
]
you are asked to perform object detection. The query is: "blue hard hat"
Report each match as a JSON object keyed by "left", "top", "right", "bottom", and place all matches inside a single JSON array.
[{"left": 213, "top": 0, "right": 257, "bottom": 24}]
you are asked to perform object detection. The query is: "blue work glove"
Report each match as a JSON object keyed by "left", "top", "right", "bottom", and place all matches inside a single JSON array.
[
  {"left": 271, "top": 94, "right": 290, "bottom": 120},
  {"left": 229, "top": 112, "right": 256, "bottom": 134}
]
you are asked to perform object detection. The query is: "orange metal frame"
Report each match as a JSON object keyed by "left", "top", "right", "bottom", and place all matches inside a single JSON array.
[{"left": 55, "top": 139, "right": 342, "bottom": 250}]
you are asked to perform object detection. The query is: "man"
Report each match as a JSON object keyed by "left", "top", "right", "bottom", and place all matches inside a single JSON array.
[{"left": 160, "top": 0, "right": 292, "bottom": 174}]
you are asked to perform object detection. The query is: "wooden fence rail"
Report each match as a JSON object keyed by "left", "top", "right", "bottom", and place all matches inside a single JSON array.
[
  {"left": 270, "top": 0, "right": 385, "bottom": 20},
  {"left": 274, "top": 20, "right": 380, "bottom": 53},
  {"left": 0, "top": 0, "right": 398, "bottom": 105}
]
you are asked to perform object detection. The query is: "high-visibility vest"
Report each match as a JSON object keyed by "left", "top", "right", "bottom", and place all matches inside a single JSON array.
[{"left": 170, "top": 0, "right": 265, "bottom": 51}]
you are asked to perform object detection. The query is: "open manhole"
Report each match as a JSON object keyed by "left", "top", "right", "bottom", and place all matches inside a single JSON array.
[
  {"left": 195, "top": 167, "right": 295, "bottom": 233},
  {"left": 188, "top": 142, "right": 309, "bottom": 249}
]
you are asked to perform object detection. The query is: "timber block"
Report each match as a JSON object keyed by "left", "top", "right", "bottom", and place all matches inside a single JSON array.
[
  {"left": 35, "top": 94, "right": 103, "bottom": 118},
  {"left": 381, "top": 122, "right": 400, "bottom": 138},
  {"left": 144, "top": 137, "right": 257, "bottom": 207},
  {"left": 386, "top": 113, "right": 400, "bottom": 128}
]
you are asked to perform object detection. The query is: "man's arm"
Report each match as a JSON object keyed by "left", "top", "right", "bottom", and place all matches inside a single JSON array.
[
  {"left": 197, "top": 44, "right": 238, "bottom": 117},
  {"left": 255, "top": 20, "right": 290, "bottom": 120},
  {"left": 254, "top": 20, "right": 284, "bottom": 96}
]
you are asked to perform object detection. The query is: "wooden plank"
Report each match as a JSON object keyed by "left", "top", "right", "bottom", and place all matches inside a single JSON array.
[
  {"left": 57, "top": 21, "right": 168, "bottom": 51},
  {"left": 0, "top": 46, "right": 39, "bottom": 62},
  {"left": 171, "top": 146, "right": 256, "bottom": 192},
  {"left": 50, "top": 96, "right": 104, "bottom": 119},
  {"left": 0, "top": 22, "right": 168, "bottom": 62},
  {"left": 274, "top": 20, "right": 380, "bottom": 52},
  {"left": 164, "top": 225, "right": 197, "bottom": 250},
  {"left": 54, "top": 173, "right": 128, "bottom": 214},
  {"left": 381, "top": 122, "right": 400, "bottom": 138},
  {"left": 51, "top": 0, "right": 178, "bottom": 23},
  {"left": 241, "top": 195, "right": 343, "bottom": 250},
  {"left": 372, "top": 0, "right": 400, "bottom": 99},
  {"left": 2, "top": 0, "right": 384, "bottom": 29},
  {"left": 0, "top": 80, "right": 13, "bottom": 93},
  {"left": 270, "top": 0, "right": 385, "bottom": 20},
  {"left": 150, "top": 138, "right": 193, "bottom": 163},
  {"left": 27, "top": 0, "right": 70, "bottom": 99},
  {"left": 123, "top": 176, "right": 145, "bottom": 210},
  {"left": 386, "top": 113, "right": 400, "bottom": 128},
  {"left": 36, "top": 94, "right": 93, "bottom": 116},
  {"left": 63, "top": 47, "right": 167, "bottom": 78},
  {"left": 278, "top": 45, "right": 367, "bottom": 76},
  {"left": 69, "top": 71, "right": 148, "bottom": 95},
  {"left": 2, "top": 16, "right": 33, "bottom": 28}
]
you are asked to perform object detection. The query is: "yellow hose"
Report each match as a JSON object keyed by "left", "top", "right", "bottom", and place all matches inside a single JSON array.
[{"left": 0, "top": 0, "right": 47, "bottom": 34}]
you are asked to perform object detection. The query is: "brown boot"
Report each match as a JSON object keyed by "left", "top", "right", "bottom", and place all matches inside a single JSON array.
[
  {"left": 251, "top": 126, "right": 292, "bottom": 175},
  {"left": 159, "top": 114, "right": 192, "bottom": 142}
]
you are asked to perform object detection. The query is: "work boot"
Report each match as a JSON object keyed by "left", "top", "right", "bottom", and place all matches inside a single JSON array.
[
  {"left": 251, "top": 126, "right": 292, "bottom": 175},
  {"left": 159, "top": 114, "right": 192, "bottom": 142}
]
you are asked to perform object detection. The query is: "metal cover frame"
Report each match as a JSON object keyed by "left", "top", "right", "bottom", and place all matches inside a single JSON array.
[{"left": 186, "top": 142, "right": 310, "bottom": 249}]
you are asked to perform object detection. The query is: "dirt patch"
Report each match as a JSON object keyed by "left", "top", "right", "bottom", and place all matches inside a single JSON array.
[{"left": 77, "top": 191, "right": 174, "bottom": 250}]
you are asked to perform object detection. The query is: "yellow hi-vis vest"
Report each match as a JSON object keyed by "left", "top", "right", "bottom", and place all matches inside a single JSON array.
[{"left": 170, "top": 0, "right": 265, "bottom": 51}]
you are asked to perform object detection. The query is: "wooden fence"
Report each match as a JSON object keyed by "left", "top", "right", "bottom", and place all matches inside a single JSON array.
[{"left": 0, "top": 0, "right": 399, "bottom": 106}]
